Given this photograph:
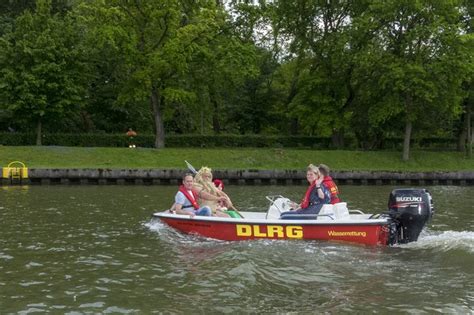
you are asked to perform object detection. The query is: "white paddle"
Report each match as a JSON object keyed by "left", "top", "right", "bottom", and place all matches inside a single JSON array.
[{"left": 185, "top": 160, "right": 198, "bottom": 174}]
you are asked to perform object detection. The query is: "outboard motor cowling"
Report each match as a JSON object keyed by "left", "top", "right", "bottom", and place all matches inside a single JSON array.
[{"left": 388, "top": 188, "right": 434, "bottom": 244}]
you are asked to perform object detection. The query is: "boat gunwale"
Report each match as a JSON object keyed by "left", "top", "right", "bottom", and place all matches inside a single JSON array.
[{"left": 152, "top": 211, "right": 390, "bottom": 226}]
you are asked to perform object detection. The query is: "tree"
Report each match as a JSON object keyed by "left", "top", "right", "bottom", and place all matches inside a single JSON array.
[
  {"left": 266, "top": 0, "right": 363, "bottom": 143},
  {"left": 177, "top": 6, "right": 260, "bottom": 135},
  {"left": 354, "top": 0, "right": 470, "bottom": 160},
  {"left": 0, "top": 0, "right": 87, "bottom": 144},
  {"left": 77, "top": 0, "right": 225, "bottom": 148}
]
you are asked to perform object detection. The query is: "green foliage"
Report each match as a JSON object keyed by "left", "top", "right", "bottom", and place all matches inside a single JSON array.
[
  {"left": 266, "top": 0, "right": 358, "bottom": 138},
  {"left": 0, "top": 0, "right": 472, "bottom": 159},
  {"left": 0, "top": 0, "right": 88, "bottom": 138},
  {"left": 159, "top": 2, "right": 262, "bottom": 135},
  {"left": 74, "top": 0, "right": 242, "bottom": 147},
  {"left": 350, "top": 0, "right": 470, "bottom": 159}
]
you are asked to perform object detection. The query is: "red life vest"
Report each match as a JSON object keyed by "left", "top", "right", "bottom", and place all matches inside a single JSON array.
[
  {"left": 322, "top": 176, "right": 341, "bottom": 204},
  {"left": 301, "top": 181, "right": 317, "bottom": 209},
  {"left": 178, "top": 185, "right": 199, "bottom": 209}
]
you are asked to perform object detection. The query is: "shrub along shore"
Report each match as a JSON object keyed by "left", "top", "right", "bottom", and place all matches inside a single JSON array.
[{"left": 0, "top": 132, "right": 457, "bottom": 151}]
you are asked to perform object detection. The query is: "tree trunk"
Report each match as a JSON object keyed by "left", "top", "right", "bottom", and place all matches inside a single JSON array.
[
  {"left": 402, "top": 94, "right": 414, "bottom": 161},
  {"left": 151, "top": 85, "right": 165, "bottom": 149},
  {"left": 290, "top": 118, "right": 298, "bottom": 135},
  {"left": 80, "top": 111, "right": 95, "bottom": 132},
  {"left": 331, "top": 128, "right": 345, "bottom": 148},
  {"left": 457, "top": 126, "right": 467, "bottom": 152},
  {"left": 468, "top": 104, "right": 472, "bottom": 158},
  {"left": 287, "top": 58, "right": 302, "bottom": 136},
  {"left": 212, "top": 99, "right": 221, "bottom": 134},
  {"left": 201, "top": 109, "right": 204, "bottom": 135},
  {"left": 36, "top": 118, "right": 42, "bottom": 146},
  {"left": 402, "top": 119, "right": 412, "bottom": 161}
]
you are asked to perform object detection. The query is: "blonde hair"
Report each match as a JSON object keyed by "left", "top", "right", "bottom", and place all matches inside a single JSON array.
[
  {"left": 194, "top": 167, "right": 220, "bottom": 194},
  {"left": 195, "top": 166, "right": 212, "bottom": 181},
  {"left": 307, "top": 164, "right": 321, "bottom": 176}
]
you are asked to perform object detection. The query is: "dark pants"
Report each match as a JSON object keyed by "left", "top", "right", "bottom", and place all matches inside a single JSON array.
[{"left": 280, "top": 204, "right": 323, "bottom": 220}]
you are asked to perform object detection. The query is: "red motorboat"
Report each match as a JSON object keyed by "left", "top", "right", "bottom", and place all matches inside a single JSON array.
[{"left": 153, "top": 188, "right": 434, "bottom": 246}]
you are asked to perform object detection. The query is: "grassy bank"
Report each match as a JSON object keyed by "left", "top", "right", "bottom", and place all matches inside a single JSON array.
[{"left": 1, "top": 146, "right": 473, "bottom": 172}]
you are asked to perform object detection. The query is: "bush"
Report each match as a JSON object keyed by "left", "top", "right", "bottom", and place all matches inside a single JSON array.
[{"left": 0, "top": 132, "right": 457, "bottom": 150}]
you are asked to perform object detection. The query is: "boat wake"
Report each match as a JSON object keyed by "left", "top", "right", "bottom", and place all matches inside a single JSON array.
[
  {"left": 143, "top": 219, "right": 165, "bottom": 232},
  {"left": 144, "top": 218, "right": 224, "bottom": 245},
  {"left": 143, "top": 219, "right": 185, "bottom": 241},
  {"left": 401, "top": 230, "right": 474, "bottom": 253}
]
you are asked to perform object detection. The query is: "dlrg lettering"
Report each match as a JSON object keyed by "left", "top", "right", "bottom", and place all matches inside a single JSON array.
[{"left": 236, "top": 224, "right": 303, "bottom": 239}]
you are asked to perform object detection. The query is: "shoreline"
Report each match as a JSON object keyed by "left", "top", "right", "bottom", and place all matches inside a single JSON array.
[{"left": 2, "top": 168, "right": 473, "bottom": 186}]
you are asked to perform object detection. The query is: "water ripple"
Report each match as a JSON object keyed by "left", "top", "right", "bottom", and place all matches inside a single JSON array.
[{"left": 1, "top": 185, "right": 473, "bottom": 313}]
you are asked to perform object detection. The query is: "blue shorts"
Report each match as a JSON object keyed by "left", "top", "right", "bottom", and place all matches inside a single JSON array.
[{"left": 194, "top": 206, "right": 212, "bottom": 216}]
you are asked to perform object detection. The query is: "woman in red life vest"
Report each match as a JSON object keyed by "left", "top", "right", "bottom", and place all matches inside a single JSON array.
[
  {"left": 280, "top": 164, "right": 331, "bottom": 219},
  {"left": 318, "top": 164, "right": 341, "bottom": 204}
]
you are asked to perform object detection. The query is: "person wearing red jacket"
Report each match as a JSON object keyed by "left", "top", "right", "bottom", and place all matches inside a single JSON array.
[
  {"left": 173, "top": 173, "right": 221, "bottom": 217},
  {"left": 126, "top": 128, "right": 137, "bottom": 148},
  {"left": 318, "top": 164, "right": 341, "bottom": 204},
  {"left": 280, "top": 164, "right": 331, "bottom": 219}
]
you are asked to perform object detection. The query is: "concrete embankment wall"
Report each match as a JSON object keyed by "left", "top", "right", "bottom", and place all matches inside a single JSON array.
[{"left": 2, "top": 168, "right": 473, "bottom": 186}]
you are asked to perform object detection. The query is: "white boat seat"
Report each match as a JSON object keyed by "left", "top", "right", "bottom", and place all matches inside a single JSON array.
[
  {"left": 334, "top": 202, "right": 350, "bottom": 220},
  {"left": 266, "top": 197, "right": 292, "bottom": 219},
  {"left": 317, "top": 204, "right": 335, "bottom": 221}
]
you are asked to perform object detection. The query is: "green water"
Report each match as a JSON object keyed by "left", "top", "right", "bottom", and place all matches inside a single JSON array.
[{"left": 0, "top": 185, "right": 473, "bottom": 313}]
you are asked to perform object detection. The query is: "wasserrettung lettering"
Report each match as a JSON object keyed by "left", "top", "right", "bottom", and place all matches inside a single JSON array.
[{"left": 328, "top": 231, "right": 367, "bottom": 237}]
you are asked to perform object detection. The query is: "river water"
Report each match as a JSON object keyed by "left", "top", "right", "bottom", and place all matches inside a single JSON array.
[{"left": 0, "top": 185, "right": 473, "bottom": 313}]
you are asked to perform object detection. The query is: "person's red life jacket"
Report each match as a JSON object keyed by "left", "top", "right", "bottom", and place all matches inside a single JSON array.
[
  {"left": 300, "top": 180, "right": 317, "bottom": 209},
  {"left": 322, "top": 176, "right": 341, "bottom": 204},
  {"left": 178, "top": 185, "right": 199, "bottom": 209}
]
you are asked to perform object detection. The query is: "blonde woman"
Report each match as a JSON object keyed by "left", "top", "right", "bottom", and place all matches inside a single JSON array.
[
  {"left": 281, "top": 164, "right": 331, "bottom": 219},
  {"left": 193, "top": 167, "right": 232, "bottom": 217}
]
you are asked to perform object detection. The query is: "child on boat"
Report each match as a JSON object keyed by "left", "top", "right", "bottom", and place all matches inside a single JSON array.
[{"left": 213, "top": 178, "right": 241, "bottom": 218}]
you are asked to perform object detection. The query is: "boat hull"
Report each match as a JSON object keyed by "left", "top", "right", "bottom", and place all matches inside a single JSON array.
[{"left": 154, "top": 213, "right": 391, "bottom": 246}]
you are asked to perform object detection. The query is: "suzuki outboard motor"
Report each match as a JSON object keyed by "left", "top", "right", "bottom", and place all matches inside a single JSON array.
[{"left": 388, "top": 188, "right": 434, "bottom": 244}]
